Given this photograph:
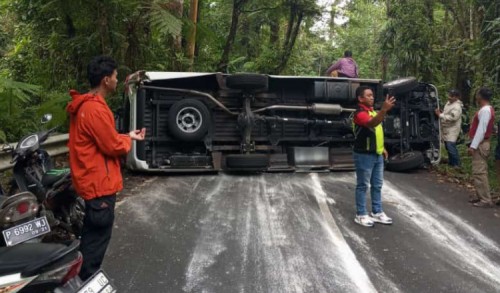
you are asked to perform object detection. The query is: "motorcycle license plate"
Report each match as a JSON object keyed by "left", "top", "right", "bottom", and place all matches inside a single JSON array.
[
  {"left": 2, "top": 216, "right": 51, "bottom": 246},
  {"left": 76, "top": 270, "right": 116, "bottom": 293}
]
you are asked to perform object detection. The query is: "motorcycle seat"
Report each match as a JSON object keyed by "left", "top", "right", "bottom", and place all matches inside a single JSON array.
[
  {"left": 0, "top": 243, "right": 67, "bottom": 276},
  {"left": 41, "top": 169, "right": 70, "bottom": 187}
]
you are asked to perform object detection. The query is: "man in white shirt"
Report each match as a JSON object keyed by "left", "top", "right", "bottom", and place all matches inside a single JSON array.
[
  {"left": 435, "top": 89, "right": 463, "bottom": 167},
  {"left": 467, "top": 87, "right": 495, "bottom": 207}
]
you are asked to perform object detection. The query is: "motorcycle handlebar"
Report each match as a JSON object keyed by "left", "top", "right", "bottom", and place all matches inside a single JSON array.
[
  {"left": 10, "top": 153, "right": 19, "bottom": 164},
  {"left": 38, "top": 126, "right": 59, "bottom": 143}
]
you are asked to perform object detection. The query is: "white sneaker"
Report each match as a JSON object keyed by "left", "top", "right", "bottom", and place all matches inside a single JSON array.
[
  {"left": 370, "top": 212, "right": 393, "bottom": 225},
  {"left": 354, "top": 215, "right": 374, "bottom": 227}
]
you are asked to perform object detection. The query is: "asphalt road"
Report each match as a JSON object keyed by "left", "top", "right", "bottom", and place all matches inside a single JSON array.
[{"left": 103, "top": 170, "right": 500, "bottom": 293}]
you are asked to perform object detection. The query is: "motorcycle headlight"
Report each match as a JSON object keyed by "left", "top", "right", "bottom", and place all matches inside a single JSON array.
[{"left": 20, "top": 134, "right": 38, "bottom": 149}]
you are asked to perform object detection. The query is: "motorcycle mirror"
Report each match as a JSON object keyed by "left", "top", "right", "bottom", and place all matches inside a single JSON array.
[
  {"left": 41, "top": 113, "right": 53, "bottom": 124},
  {"left": 1, "top": 144, "right": 13, "bottom": 152}
]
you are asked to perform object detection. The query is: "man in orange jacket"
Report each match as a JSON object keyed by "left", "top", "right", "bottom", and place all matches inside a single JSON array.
[{"left": 66, "top": 56, "right": 145, "bottom": 280}]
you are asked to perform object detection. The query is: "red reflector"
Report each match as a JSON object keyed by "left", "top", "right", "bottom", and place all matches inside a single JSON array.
[
  {"left": 17, "top": 202, "right": 29, "bottom": 214},
  {"left": 62, "top": 253, "right": 83, "bottom": 284}
]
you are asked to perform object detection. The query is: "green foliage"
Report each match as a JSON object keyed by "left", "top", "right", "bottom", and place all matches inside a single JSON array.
[
  {"left": 437, "top": 139, "right": 499, "bottom": 194},
  {"left": 380, "top": 1, "right": 435, "bottom": 81},
  {"left": 0, "top": 77, "right": 40, "bottom": 111},
  {"left": 334, "top": 0, "right": 386, "bottom": 78},
  {"left": 0, "top": 0, "right": 498, "bottom": 143},
  {"left": 0, "top": 75, "right": 42, "bottom": 141},
  {"left": 149, "top": 2, "right": 183, "bottom": 38},
  {"left": 37, "top": 91, "right": 71, "bottom": 130}
]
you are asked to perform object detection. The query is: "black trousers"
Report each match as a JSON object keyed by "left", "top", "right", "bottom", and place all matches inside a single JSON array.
[{"left": 79, "top": 195, "right": 116, "bottom": 281}]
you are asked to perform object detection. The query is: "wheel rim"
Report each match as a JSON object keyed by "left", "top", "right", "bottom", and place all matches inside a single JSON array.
[{"left": 176, "top": 107, "right": 203, "bottom": 133}]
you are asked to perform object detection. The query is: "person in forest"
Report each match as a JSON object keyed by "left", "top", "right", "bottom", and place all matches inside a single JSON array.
[
  {"left": 325, "top": 50, "right": 359, "bottom": 78},
  {"left": 435, "top": 89, "right": 463, "bottom": 167},
  {"left": 467, "top": 87, "right": 495, "bottom": 207},
  {"left": 66, "top": 56, "right": 146, "bottom": 280}
]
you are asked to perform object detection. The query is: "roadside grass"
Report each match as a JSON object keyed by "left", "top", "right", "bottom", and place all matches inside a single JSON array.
[{"left": 434, "top": 139, "right": 499, "bottom": 196}]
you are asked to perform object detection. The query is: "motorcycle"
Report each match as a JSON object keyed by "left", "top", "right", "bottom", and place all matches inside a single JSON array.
[
  {"left": 0, "top": 190, "right": 41, "bottom": 246},
  {"left": 2, "top": 114, "right": 84, "bottom": 241},
  {"left": 0, "top": 240, "right": 83, "bottom": 293}
]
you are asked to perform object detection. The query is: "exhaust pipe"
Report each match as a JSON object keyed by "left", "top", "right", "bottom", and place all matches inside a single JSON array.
[
  {"left": 253, "top": 103, "right": 355, "bottom": 115},
  {"left": 310, "top": 104, "right": 355, "bottom": 115}
]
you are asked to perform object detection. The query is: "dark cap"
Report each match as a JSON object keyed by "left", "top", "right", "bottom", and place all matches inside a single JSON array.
[{"left": 448, "top": 89, "right": 460, "bottom": 97}]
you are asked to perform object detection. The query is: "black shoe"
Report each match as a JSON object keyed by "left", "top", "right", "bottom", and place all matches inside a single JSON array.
[
  {"left": 473, "top": 201, "right": 493, "bottom": 208},
  {"left": 468, "top": 199, "right": 480, "bottom": 204}
]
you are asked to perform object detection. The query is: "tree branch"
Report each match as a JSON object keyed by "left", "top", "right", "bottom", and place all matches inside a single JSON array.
[{"left": 240, "top": 5, "right": 280, "bottom": 13}]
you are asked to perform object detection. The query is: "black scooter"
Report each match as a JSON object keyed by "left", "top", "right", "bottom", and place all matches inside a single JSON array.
[
  {"left": 0, "top": 240, "right": 83, "bottom": 292},
  {"left": 2, "top": 114, "right": 84, "bottom": 241}
]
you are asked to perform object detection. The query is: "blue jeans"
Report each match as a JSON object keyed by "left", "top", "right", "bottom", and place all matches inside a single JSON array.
[
  {"left": 444, "top": 141, "right": 460, "bottom": 167},
  {"left": 353, "top": 152, "right": 384, "bottom": 216}
]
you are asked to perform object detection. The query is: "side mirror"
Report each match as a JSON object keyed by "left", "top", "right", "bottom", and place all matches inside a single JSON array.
[
  {"left": 41, "top": 113, "right": 53, "bottom": 124},
  {"left": 1, "top": 144, "right": 13, "bottom": 152}
]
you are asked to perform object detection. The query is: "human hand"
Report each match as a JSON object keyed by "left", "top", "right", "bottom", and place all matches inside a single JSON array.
[
  {"left": 383, "top": 149, "right": 389, "bottom": 160},
  {"left": 467, "top": 147, "right": 475, "bottom": 156},
  {"left": 434, "top": 109, "right": 441, "bottom": 117},
  {"left": 129, "top": 128, "right": 146, "bottom": 140},
  {"left": 381, "top": 95, "right": 396, "bottom": 112}
]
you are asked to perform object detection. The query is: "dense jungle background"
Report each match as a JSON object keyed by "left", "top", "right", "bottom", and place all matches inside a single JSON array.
[{"left": 0, "top": 0, "right": 498, "bottom": 142}]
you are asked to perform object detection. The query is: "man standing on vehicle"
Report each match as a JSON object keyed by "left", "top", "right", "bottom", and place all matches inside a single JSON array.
[
  {"left": 435, "top": 89, "right": 463, "bottom": 167},
  {"left": 468, "top": 87, "right": 495, "bottom": 207},
  {"left": 325, "top": 50, "right": 359, "bottom": 78},
  {"left": 66, "top": 56, "right": 146, "bottom": 280},
  {"left": 352, "top": 86, "right": 395, "bottom": 227}
]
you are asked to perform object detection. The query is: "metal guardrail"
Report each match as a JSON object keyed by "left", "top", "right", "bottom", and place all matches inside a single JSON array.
[{"left": 0, "top": 134, "right": 69, "bottom": 172}]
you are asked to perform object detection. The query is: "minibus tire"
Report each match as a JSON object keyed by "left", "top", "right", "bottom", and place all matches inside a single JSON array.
[
  {"left": 383, "top": 77, "right": 418, "bottom": 96},
  {"left": 386, "top": 151, "right": 424, "bottom": 172},
  {"left": 226, "top": 74, "right": 268, "bottom": 91},
  {"left": 168, "top": 99, "right": 210, "bottom": 141}
]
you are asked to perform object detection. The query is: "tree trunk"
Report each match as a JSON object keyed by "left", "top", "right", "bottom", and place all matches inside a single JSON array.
[
  {"left": 97, "top": 1, "right": 112, "bottom": 55},
  {"left": 269, "top": 18, "right": 280, "bottom": 45},
  {"left": 173, "top": 0, "right": 184, "bottom": 52},
  {"left": 240, "top": 16, "right": 250, "bottom": 57},
  {"left": 422, "top": 0, "right": 434, "bottom": 81},
  {"left": 283, "top": 4, "right": 297, "bottom": 51},
  {"left": 217, "top": 0, "right": 248, "bottom": 72},
  {"left": 274, "top": 10, "right": 304, "bottom": 74},
  {"left": 381, "top": 56, "right": 388, "bottom": 81},
  {"left": 124, "top": 3, "right": 152, "bottom": 71},
  {"left": 187, "top": 0, "right": 199, "bottom": 71}
]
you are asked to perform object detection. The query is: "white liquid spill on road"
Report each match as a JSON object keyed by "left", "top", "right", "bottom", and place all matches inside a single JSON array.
[
  {"left": 330, "top": 173, "right": 500, "bottom": 289},
  {"left": 184, "top": 175, "right": 232, "bottom": 293},
  {"left": 310, "top": 173, "right": 336, "bottom": 205},
  {"left": 184, "top": 174, "right": 383, "bottom": 293},
  {"left": 383, "top": 181, "right": 500, "bottom": 288},
  {"left": 309, "top": 173, "right": 378, "bottom": 293},
  {"left": 249, "top": 176, "right": 324, "bottom": 293},
  {"left": 121, "top": 176, "right": 190, "bottom": 225},
  {"left": 340, "top": 225, "right": 401, "bottom": 293}
]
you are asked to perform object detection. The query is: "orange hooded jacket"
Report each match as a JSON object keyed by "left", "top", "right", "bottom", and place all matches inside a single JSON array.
[{"left": 66, "top": 90, "right": 131, "bottom": 200}]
